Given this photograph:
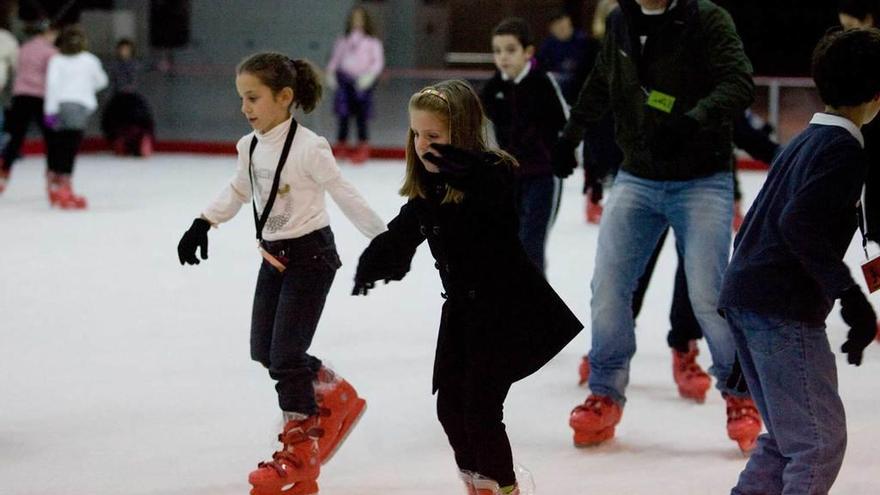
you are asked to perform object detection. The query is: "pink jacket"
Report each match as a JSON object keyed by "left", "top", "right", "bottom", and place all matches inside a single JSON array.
[
  {"left": 326, "top": 30, "right": 384, "bottom": 79},
  {"left": 13, "top": 35, "right": 57, "bottom": 98}
]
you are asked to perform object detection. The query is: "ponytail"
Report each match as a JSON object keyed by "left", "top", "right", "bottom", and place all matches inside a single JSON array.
[{"left": 290, "top": 59, "right": 322, "bottom": 114}]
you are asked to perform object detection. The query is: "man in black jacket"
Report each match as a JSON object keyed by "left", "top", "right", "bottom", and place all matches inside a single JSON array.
[{"left": 556, "top": 0, "right": 760, "bottom": 452}]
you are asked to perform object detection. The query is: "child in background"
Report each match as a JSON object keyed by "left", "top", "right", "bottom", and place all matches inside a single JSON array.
[
  {"left": 481, "top": 18, "right": 569, "bottom": 273},
  {"left": 325, "top": 6, "right": 384, "bottom": 164},
  {"left": 353, "top": 80, "right": 582, "bottom": 495},
  {"left": 0, "top": 21, "right": 56, "bottom": 196},
  {"left": 535, "top": 9, "right": 599, "bottom": 106},
  {"left": 43, "top": 25, "right": 107, "bottom": 209},
  {"left": 719, "top": 29, "right": 880, "bottom": 494},
  {"left": 177, "top": 52, "right": 384, "bottom": 495},
  {"left": 101, "top": 38, "right": 155, "bottom": 157}
]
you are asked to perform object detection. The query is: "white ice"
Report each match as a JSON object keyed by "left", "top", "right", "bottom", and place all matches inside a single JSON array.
[{"left": 1, "top": 155, "right": 878, "bottom": 495}]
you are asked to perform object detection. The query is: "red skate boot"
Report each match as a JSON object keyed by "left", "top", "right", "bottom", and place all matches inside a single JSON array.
[
  {"left": 577, "top": 355, "right": 590, "bottom": 386},
  {"left": 331, "top": 141, "right": 349, "bottom": 161},
  {"left": 585, "top": 198, "right": 603, "bottom": 224},
  {"left": 47, "top": 173, "right": 87, "bottom": 210},
  {"left": 672, "top": 340, "right": 712, "bottom": 403},
  {"left": 725, "top": 394, "right": 762, "bottom": 455},
  {"left": 350, "top": 141, "right": 369, "bottom": 164},
  {"left": 312, "top": 366, "right": 367, "bottom": 464},
  {"left": 569, "top": 394, "right": 622, "bottom": 447},
  {"left": 248, "top": 416, "right": 323, "bottom": 495},
  {"left": 473, "top": 475, "right": 520, "bottom": 495}
]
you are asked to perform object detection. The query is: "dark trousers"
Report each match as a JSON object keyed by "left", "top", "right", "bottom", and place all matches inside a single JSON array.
[
  {"left": 250, "top": 227, "right": 341, "bottom": 414},
  {"left": 632, "top": 227, "right": 703, "bottom": 352},
  {"left": 437, "top": 375, "right": 515, "bottom": 487},
  {"left": 47, "top": 130, "right": 83, "bottom": 175},
  {"left": 2, "top": 95, "right": 53, "bottom": 171},
  {"left": 516, "top": 174, "right": 562, "bottom": 273},
  {"left": 337, "top": 110, "right": 368, "bottom": 143}
]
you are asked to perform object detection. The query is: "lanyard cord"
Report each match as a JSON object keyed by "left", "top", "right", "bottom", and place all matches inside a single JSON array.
[{"left": 248, "top": 119, "right": 298, "bottom": 241}]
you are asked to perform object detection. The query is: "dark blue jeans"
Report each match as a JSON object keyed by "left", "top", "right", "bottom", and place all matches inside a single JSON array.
[
  {"left": 250, "top": 227, "right": 341, "bottom": 415},
  {"left": 516, "top": 174, "right": 562, "bottom": 273},
  {"left": 725, "top": 308, "right": 846, "bottom": 495}
]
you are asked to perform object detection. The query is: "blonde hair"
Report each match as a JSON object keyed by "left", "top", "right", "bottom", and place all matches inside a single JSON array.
[
  {"left": 399, "top": 80, "right": 514, "bottom": 203},
  {"left": 592, "top": 0, "right": 619, "bottom": 39}
]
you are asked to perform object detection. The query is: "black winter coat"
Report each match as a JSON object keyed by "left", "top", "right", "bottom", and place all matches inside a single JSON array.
[{"left": 355, "top": 158, "right": 583, "bottom": 391}]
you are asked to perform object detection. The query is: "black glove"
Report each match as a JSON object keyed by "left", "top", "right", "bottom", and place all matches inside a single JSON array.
[
  {"left": 839, "top": 285, "right": 877, "bottom": 366},
  {"left": 551, "top": 138, "right": 578, "bottom": 178},
  {"left": 423, "top": 143, "right": 486, "bottom": 177},
  {"left": 352, "top": 280, "right": 375, "bottom": 296},
  {"left": 177, "top": 218, "right": 211, "bottom": 265},
  {"left": 726, "top": 355, "right": 749, "bottom": 394},
  {"left": 651, "top": 114, "right": 699, "bottom": 160}
]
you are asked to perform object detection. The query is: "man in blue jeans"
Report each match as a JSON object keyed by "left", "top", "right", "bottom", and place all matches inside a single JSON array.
[
  {"left": 552, "top": 0, "right": 761, "bottom": 451},
  {"left": 719, "top": 29, "right": 880, "bottom": 494}
]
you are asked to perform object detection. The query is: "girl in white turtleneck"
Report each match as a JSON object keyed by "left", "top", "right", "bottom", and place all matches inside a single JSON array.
[{"left": 177, "top": 52, "right": 384, "bottom": 494}]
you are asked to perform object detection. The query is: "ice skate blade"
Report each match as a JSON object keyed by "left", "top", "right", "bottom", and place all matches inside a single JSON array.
[
  {"left": 321, "top": 398, "right": 366, "bottom": 465},
  {"left": 250, "top": 479, "right": 318, "bottom": 495},
  {"left": 573, "top": 426, "right": 615, "bottom": 447}
]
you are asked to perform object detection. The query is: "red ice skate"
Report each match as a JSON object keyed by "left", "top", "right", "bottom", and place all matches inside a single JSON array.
[
  {"left": 331, "top": 141, "right": 350, "bottom": 161},
  {"left": 47, "top": 173, "right": 87, "bottom": 209},
  {"left": 473, "top": 476, "right": 520, "bottom": 495},
  {"left": 249, "top": 416, "right": 323, "bottom": 495},
  {"left": 312, "top": 366, "right": 367, "bottom": 463},
  {"left": 350, "top": 142, "right": 369, "bottom": 164},
  {"left": 569, "top": 394, "right": 622, "bottom": 447},
  {"left": 459, "top": 470, "right": 477, "bottom": 495},
  {"left": 732, "top": 200, "right": 745, "bottom": 232},
  {"left": 585, "top": 197, "right": 603, "bottom": 224},
  {"left": 672, "top": 340, "right": 712, "bottom": 403},
  {"left": 577, "top": 355, "right": 590, "bottom": 385},
  {"left": 725, "top": 394, "right": 762, "bottom": 454}
]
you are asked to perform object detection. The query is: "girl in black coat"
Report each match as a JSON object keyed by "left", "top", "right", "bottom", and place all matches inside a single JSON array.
[{"left": 352, "top": 80, "right": 583, "bottom": 495}]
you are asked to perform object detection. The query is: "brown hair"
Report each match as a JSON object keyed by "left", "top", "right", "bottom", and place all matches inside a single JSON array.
[
  {"left": 345, "top": 6, "right": 377, "bottom": 37},
  {"left": 236, "top": 52, "right": 322, "bottom": 113},
  {"left": 400, "top": 79, "right": 515, "bottom": 203},
  {"left": 57, "top": 25, "right": 87, "bottom": 55}
]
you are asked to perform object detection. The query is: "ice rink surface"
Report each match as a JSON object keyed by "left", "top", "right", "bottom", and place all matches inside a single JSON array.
[{"left": 1, "top": 154, "right": 879, "bottom": 494}]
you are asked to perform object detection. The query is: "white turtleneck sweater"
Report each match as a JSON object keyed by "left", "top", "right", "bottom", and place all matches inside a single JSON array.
[{"left": 202, "top": 118, "right": 386, "bottom": 241}]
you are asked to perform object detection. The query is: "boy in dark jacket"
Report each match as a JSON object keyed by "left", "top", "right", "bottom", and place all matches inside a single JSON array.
[
  {"left": 719, "top": 29, "right": 880, "bottom": 494},
  {"left": 481, "top": 18, "right": 569, "bottom": 273}
]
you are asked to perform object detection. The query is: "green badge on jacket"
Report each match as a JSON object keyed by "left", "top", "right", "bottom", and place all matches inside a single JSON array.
[{"left": 647, "top": 90, "right": 676, "bottom": 114}]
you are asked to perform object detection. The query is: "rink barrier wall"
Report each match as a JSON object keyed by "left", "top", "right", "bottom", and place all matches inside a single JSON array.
[{"left": 19, "top": 138, "right": 768, "bottom": 170}]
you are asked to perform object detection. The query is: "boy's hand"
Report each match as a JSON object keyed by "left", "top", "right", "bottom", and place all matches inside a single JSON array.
[
  {"left": 352, "top": 280, "right": 375, "bottom": 296},
  {"left": 839, "top": 285, "right": 877, "bottom": 366},
  {"left": 178, "top": 218, "right": 211, "bottom": 265},
  {"left": 551, "top": 138, "right": 578, "bottom": 178}
]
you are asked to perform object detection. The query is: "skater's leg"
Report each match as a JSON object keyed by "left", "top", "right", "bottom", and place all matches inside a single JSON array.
[
  {"left": 462, "top": 377, "right": 515, "bottom": 488},
  {"left": 270, "top": 248, "right": 338, "bottom": 415},
  {"left": 666, "top": 171, "right": 736, "bottom": 392},
  {"left": 251, "top": 261, "right": 284, "bottom": 369},
  {"left": 667, "top": 247, "right": 703, "bottom": 352},
  {"left": 726, "top": 309, "right": 845, "bottom": 495},
  {"left": 516, "top": 175, "right": 556, "bottom": 273},
  {"left": 588, "top": 171, "right": 668, "bottom": 404}
]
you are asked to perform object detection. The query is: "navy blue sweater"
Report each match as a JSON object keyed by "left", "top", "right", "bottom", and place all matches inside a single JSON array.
[{"left": 719, "top": 121, "right": 866, "bottom": 324}]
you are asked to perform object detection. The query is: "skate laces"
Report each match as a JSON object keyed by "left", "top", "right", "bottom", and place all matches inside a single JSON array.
[
  {"left": 257, "top": 421, "right": 323, "bottom": 476},
  {"left": 726, "top": 396, "right": 759, "bottom": 422},
  {"left": 574, "top": 395, "right": 613, "bottom": 414}
]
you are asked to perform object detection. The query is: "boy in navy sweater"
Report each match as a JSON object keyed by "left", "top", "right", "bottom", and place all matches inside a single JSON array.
[
  {"left": 719, "top": 29, "right": 880, "bottom": 494},
  {"left": 481, "top": 17, "right": 569, "bottom": 273}
]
